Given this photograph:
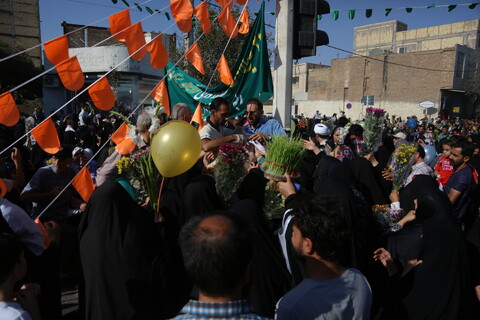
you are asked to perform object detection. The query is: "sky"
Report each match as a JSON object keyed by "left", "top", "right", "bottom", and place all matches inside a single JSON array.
[{"left": 39, "top": 0, "right": 480, "bottom": 66}]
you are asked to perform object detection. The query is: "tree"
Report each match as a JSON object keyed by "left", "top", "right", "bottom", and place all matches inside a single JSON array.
[
  {"left": 0, "top": 41, "right": 42, "bottom": 104},
  {"left": 169, "top": 5, "right": 247, "bottom": 87}
]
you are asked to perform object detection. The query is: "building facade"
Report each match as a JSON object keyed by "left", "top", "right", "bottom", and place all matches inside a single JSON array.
[
  {"left": 42, "top": 23, "right": 170, "bottom": 116},
  {"left": 0, "top": 0, "right": 41, "bottom": 67},
  {"left": 294, "top": 19, "right": 480, "bottom": 120}
]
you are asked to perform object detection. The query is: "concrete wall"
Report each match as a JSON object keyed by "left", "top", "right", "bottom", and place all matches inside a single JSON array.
[
  {"left": 354, "top": 19, "right": 480, "bottom": 55},
  {"left": 0, "top": 0, "right": 41, "bottom": 67}
]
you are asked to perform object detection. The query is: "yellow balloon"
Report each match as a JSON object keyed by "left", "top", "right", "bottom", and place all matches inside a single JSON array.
[{"left": 150, "top": 120, "right": 202, "bottom": 177}]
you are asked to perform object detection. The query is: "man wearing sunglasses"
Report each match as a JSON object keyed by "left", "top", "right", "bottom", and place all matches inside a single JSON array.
[
  {"left": 200, "top": 97, "right": 245, "bottom": 152},
  {"left": 243, "top": 98, "right": 286, "bottom": 142}
]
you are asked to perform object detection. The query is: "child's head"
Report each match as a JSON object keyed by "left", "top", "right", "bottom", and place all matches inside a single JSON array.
[
  {"left": 0, "top": 233, "right": 26, "bottom": 286},
  {"left": 442, "top": 139, "right": 455, "bottom": 158}
]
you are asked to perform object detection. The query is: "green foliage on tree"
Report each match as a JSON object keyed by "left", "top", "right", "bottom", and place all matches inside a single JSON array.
[
  {"left": 0, "top": 41, "right": 42, "bottom": 105},
  {"left": 169, "top": 5, "right": 247, "bottom": 87}
]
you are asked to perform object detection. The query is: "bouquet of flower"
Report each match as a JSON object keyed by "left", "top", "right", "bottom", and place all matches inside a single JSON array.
[
  {"left": 372, "top": 204, "right": 405, "bottom": 230},
  {"left": 116, "top": 147, "right": 159, "bottom": 211},
  {"left": 261, "top": 136, "right": 305, "bottom": 181},
  {"left": 214, "top": 144, "right": 248, "bottom": 201},
  {"left": 388, "top": 142, "right": 418, "bottom": 190},
  {"left": 362, "top": 107, "right": 386, "bottom": 154}
]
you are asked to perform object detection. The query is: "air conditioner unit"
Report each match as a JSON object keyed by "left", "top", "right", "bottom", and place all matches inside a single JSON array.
[{"left": 43, "top": 75, "right": 60, "bottom": 88}]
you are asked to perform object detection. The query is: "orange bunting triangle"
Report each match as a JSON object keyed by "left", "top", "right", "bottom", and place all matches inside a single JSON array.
[
  {"left": 218, "top": 0, "right": 233, "bottom": 9},
  {"left": 0, "top": 178, "right": 7, "bottom": 198},
  {"left": 56, "top": 56, "right": 85, "bottom": 91},
  {"left": 216, "top": 54, "right": 234, "bottom": 85},
  {"left": 115, "top": 137, "right": 136, "bottom": 155},
  {"left": 34, "top": 219, "right": 51, "bottom": 248},
  {"left": 146, "top": 35, "right": 168, "bottom": 69},
  {"left": 44, "top": 35, "right": 69, "bottom": 65},
  {"left": 150, "top": 80, "right": 170, "bottom": 115},
  {"left": 31, "top": 118, "right": 60, "bottom": 154},
  {"left": 111, "top": 122, "right": 130, "bottom": 145},
  {"left": 88, "top": 77, "right": 116, "bottom": 111},
  {"left": 185, "top": 43, "right": 205, "bottom": 75},
  {"left": 194, "top": 2, "right": 211, "bottom": 34},
  {"left": 0, "top": 91, "right": 20, "bottom": 127},
  {"left": 238, "top": 9, "right": 250, "bottom": 34},
  {"left": 124, "top": 22, "right": 147, "bottom": 61},
  {"left": 236, "top": 0, "right": 247, "bottom": 5},
  {"left": 218, "top": 7, "right": 238, "bottom": 39},
  {"left": 72, "top": 166, "right": 95, "bottom": 202},
  {"left": 170, "top": 0, "right": 194, "bottom": 33},
  {"left": 109, "top": 9, "right": 131, "bottom": 42},
  {"left": 192, "top": 103, "right": 204, "bottom": 132}
]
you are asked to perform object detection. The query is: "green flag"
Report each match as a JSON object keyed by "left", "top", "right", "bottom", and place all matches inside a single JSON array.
[
  {"left": 406, "top": 7, "right": 413, "bottom": 13},
  {"left": 366, "top": 9, "right": 372, "bottom": 18},
  {"left": 164, "top": 1, "right": 273, "bottom": 118},
  {"left": 332, "top": 10, "right": 339, "bottom": 20},
  {"left": 448, "top": 5, "right": 457, "bottom": 11},
  {"left": 385, "top": 8, "right": 392, "bottom": 16},
  {"left": 348, "top": 10, "right": 355, "bottom": 20}
]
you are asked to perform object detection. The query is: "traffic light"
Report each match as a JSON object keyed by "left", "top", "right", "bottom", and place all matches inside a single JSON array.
[{"left": 293, "top": 0, "right": 330, "bottom": 60}]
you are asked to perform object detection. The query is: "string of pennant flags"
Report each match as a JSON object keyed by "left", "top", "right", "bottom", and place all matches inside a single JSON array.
[{"left": 108, "top": 0, "right": 479, "bottom": 21}]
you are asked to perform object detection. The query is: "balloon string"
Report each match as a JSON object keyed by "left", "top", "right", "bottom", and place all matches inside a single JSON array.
[{"left": 156, "top": 176, "right": 165, "bottom": 218}]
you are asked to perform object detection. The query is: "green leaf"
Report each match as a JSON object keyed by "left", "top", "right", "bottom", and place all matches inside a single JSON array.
[
  {"left": 385, "top": 8, "right": 392, "bottom": 16},
  {"left": 366, "top": 9, "right": 372, "bottom": 18},
  {"left": 145, "top": 6, "right": 153, "bottom": 14},
  {"left": 134, "top": 2, "right": 142, "bottom": 11},
  {"left": 121, "top": 0, "right": 130, "bottom": 7}
]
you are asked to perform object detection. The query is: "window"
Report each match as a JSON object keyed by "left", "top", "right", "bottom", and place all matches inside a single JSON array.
[
  {"left": 397, "top": 47, "right": 406, "bottom": 54},
  {"left": 455, "top": 52, "right": 465, "bottom": 78},
  {"left": 292, "top": 76, "right": 299, "bottom": 88}
]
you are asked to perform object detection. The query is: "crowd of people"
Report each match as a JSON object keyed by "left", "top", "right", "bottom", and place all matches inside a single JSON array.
[{"left": 1, "top": 98, "right": 480, "bottom": 320}]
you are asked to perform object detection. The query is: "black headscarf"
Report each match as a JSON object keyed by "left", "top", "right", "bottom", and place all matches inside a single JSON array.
[{"left": 79, "top": 181, "right": 189, "bottom": 320}]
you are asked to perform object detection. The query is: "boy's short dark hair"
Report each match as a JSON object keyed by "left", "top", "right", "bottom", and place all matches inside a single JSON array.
[
  {"left": 418, "top": 145, "right": 426, "bottom": 159},
  {"left": 443, "top": 139, "right": 455, "bottom": 147},
  {"left": 0, "top": 233, "right": 23, "bottom": 284},
  {"left": 291, "top": 194, "right": 350, "bottom": 262},
  {"left": 179, "top": 212, "right": 252, "bottom": 297}
]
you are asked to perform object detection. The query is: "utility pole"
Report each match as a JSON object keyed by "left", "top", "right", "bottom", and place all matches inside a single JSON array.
[{"left": 273, "top": 0, "right": 294, "bottom": 131}]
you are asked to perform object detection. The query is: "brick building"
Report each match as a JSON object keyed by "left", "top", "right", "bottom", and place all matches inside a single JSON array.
[
  {"left": 293, "top": 19, "right": 480, "bottom": 120},
  {"left": 0, "top": 0, "right": 41, "bottom": 67}
]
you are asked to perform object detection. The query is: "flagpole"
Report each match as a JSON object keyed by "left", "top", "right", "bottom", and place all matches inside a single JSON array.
[{"left": 273, "top": 0, "right": 294, "bottom": 131}]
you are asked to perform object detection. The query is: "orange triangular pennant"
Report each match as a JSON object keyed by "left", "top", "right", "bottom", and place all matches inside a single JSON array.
[
  {"left": 124, "top": 22, "right": 147, "bottom": 61},
  {"left": 218, "top": 0, "right": 233, "bottom": 9},
  {"left": 88, "top": 77, "right": 116, "bottom": 111},
  {"left": 55, "top": 56, "right": 84, "bottom": 91},
  {"left": 34, "top": 219, "right": 51, "bottom": 248},
  {"left": 0, "top": 178, "right": 7, "bottom": 198},
  {"left": 192, "top": 103, "right": 204, "bottom": 132},
  {"left": 146, "top": 35, "right": 168, "bottom": 69},
  {"left": 31, "top": 118, "right": 60, "bottom": 154},
  {"left": 150, "top": 80, "right": 170, "bottom": 115},
  {"left": 115, "top": 137, "right": 136, "bottom": 155},
  {"left": 238, "top": 9, "right": 249, "bottom": 34},
  {"left": 111, "top": 122, "right": 130, "bottom": 145},
  {"left": 170, "top": 0, "right": 194, "bottom": 33},
  {"left": 109, "top": 9, "right": 132, "bottom": 42},
  {"left": 194, "top": 2, "right": 211, "bottom": 34},
  {"left": 216, "top": 54, "right": 234, "bottom": 85},
  {"left": 236, "top": 0, "right": 247, "bottom": 5},
  {"left": 218, "top": 7, "right": 238, "bottom": 38},
  {"left": 72, "top": 166, "right": 95, "bottom": 202},
  {"left": 185, "top": 43, "right": 205, "bottom": 74},
  {"left": 0, "top": 91, "right": 20, "bottom": 127},
  {"left": 44, "top": 35, "right": 70, "bottom": 65}
]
